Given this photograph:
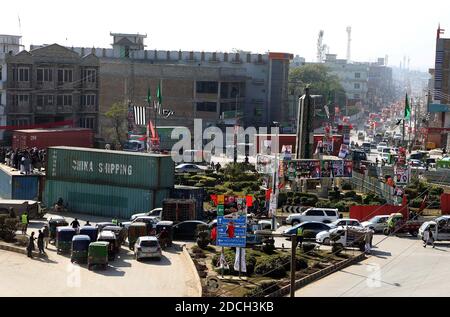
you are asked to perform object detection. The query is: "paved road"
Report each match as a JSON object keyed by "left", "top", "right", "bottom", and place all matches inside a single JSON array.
[
  {"left": 296, "top": 235, "right": 450, "bottom": 297},
  {"left": 0, "top": 213, "right": 201, "bottom": 297}
]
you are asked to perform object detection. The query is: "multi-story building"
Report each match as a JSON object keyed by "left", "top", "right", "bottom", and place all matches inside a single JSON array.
[
  {"left": 5, "top": 44, "right": 100, "bottom": 136},
  {"left": 323, "top": 54, "right": 369, "bottom": 106},
  {"left": 428, "top": 32, "right": 450, "bottom": 149},
  {"left": 367, "top": 58, "right": 394, "bottom": 112},
  {"left": 0, "top": 35, "right": 23, "bottom": 141},
  {"left": 60, "top": 33, "right": 292, "bottom": 141}
]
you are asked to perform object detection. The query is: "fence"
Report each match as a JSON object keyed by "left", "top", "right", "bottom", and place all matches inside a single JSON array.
[{"left": 349, "top": 171, "right": 395, "bottom": 204}]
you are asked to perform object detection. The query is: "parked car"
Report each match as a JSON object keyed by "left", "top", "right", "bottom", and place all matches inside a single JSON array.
[
  {"left": 122, "top": 216, "right": 159, "bottom": 232},
  {"left": 173, "top": 220, "right": 207, "bottom": 241},
  {"left": 329, "top": 219, "right": 362, "bottom": 229},
  {"left": 409, "top": 159, "right": 426, "bottom": 170},
  {"left": 134, "top": 236, "right": 162, "bottom": 261},
  {"left": 96, "top": 222, "right": 116, "bottom": 232},
  {"left": 175, "top": 164, "right": 208, "bottom": 173},
  {"left": 361, "top": 215, "right": 390, "bottom": 233},
  {"left": 316, "top": 226, "right": 362, "bottom": 246},
  {"left": 393, "top": 133, "right": 402, "bottom": 141},
  {"left": 283, "top": 222, "right": 332, "bottom": 240},
  {"left": 130, "top": 208, "right": 163, "bottom": 221},
  {"left": 286, "top": 208, "right": 339, "bottom": 226}
]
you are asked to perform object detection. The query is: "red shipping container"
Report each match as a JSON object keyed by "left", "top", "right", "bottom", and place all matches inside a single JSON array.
[
  {"left": 441, "top": 194, "right": 450, "bottom": 215},
  {"left": 12, "top": 128, "right": 94, "bottom": 150},
  {"left": 350, "top": 205, "right": 408, "bottom": 222}
]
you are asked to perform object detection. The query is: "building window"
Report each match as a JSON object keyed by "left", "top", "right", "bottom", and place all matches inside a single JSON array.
[
  {"left": 79, "top": 117, "right": 96, "bottom": 129},
  {"left": 355, "top": 73, "right": 361, "bottom": 79},
  {"left": 0, "top": 66, "right": 2, "bottom": 81},
  {"left": 81, "top": 95, "right": 96, "bottom": 106},
  {"left": 125, "top": 46, "right": 130, "bottom": 58},
  {"left": 196, "top": 81, "right": 218, "bottom": 94},
  {"left": 37, "top": 68, "right": 53, "bottom": 82},
  {"left": 37, "top": 95, "right": 54, "bottom": 107},
  {"left": 57, "top": 95, "right": 73, "bottom": 106},
  {"left": 354, "top": 94, "right": 361, "bottom": 99},
  {"left": 17, "top": 67, "right": 30, "bottom": 82},
  {"left": 11, "top": 118, "right": 30, "bottom": 126},
  {"left": 18, "top": 94, "right": 29, "bottom": 106},
  {"left": 57, "top": 69, "right": 73, "bottom": 83},
  {"left": 0, "top": 93, "right": 2, "bottom": 106},
  {"left": 83, "top": 69, "right": 96, "bottom": 83},
  {"left": 197, "top": 102, "right": 217, "bottom": 112},
  {"left": 354, "top": 83, "right": 360, "bottom": 89}
]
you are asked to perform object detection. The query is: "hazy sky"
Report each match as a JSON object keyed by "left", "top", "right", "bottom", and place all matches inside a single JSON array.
[{"left": 1, "top": 0, "right": 448, "bottom": 71}]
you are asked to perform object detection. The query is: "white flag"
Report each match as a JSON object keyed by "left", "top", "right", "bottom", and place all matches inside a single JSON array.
[
  {"left": 133, "top": 106, "right": 146, "bottom": 126},
  {"left": 234, "top": 248, "right": 247, "bottom": 273}
]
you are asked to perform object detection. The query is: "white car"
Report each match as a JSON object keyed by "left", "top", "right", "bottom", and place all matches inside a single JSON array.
[
  {"left": 378, "top": 153, "right": 390, "bottom": 164},
  {"left": 361, "top": 215, "right": 389, "bottom": 233},
  {"left": 134, "top": 236, "right": 162, "bottom": 261},
  {"left": 377, "top": 146, "right": 387, "bottom": 154},
  {"left": 130, "top": 208, "right": 162, "bottom": 221},
  {"left": 329, "top": 218, "right": 362, "bottom": 229},
  {"left": 378, "top": 142, "right": 388, "bottom": 148},
  {"left": 394, "top": 134, "right": 402, "bottom": 141},
  {"left": 122, "top": 216, "right": 159, "bottom": 230},
  {"left": 316, "top": 226, "right": 362, "bottom": 245},
  {"left": 286, "top": 208, "right": 339, "bottom": 226}
]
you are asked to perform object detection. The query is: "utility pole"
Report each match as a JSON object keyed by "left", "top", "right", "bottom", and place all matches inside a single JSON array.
[{"left": 290, "top": 234, "right": 298, "bottom": 298}]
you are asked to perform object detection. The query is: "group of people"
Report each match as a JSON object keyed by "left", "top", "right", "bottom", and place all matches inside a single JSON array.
[{"left": 0, "top": 147, "right": 46, "bottom": 174}]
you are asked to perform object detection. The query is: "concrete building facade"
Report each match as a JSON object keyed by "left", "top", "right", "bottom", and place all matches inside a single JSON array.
[
  {"left": 323, "top": 54, "right": 369, "bottom": 106},
  {"left": 367, "top": 58, "right": 394, "bottom": 112},
  {"left": 0, "top": 35, "right": 23, "bottom": 141},
  {"left": 58, "top": 33, "right": 293, "bottom": 141},
  {"left": 5, "top": 44, "right": 100, "bottom": 136}
]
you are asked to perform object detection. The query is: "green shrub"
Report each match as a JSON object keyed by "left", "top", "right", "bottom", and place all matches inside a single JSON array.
[
  {"left": 405, "top": 188, "right": 419, "bottom": 200},
  {"left": 244, "top": 280, "right": 280, "bottom": 297},
  {"left": 301, "top": 243, "right": 316, "bottom": 253},
  {"left": 341, "top": 183, "right": 353, "bottom": 190},
  {"left": 212, "top": 249, "right": 256, "bottom": 276},
  {"left": 254, "top": 256, "right": 288, "bottom": 278},
  {"left": 430, "top": 186, "right": 444, "bottom": 196},
  {"left": 278, "top": 192, "right": 288, "bottom": 207},
  {"left": 316, "top": 200, "right": 332, "bottom": 208},
  {"left": 343, "top": 191, "right": 357, "bottom": 199}
]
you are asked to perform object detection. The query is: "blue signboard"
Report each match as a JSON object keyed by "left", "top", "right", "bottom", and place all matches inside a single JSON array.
[{"left": 217, "top": 215, "right": 247, "bottom": 248}]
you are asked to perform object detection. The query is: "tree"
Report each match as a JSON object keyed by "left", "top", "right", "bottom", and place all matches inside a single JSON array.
[
  {"left": 289, "top": 64, "right": 346, "bottom": 108},
  {"left": 104, "top": 102, "right": 128, "bottom": 146}
]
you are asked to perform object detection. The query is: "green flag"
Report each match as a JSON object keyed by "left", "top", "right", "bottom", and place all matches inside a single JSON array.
[
  {"left": 146, "top": 87, "right": 152, "bottom": 104},
  {"left": 156, "top": 83, "right": 162, "bottom": 106},
  {"left": 404, "top": 93, "right": 411, "bottom": 120}
]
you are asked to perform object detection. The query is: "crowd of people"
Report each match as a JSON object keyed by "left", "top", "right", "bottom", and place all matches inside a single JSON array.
[{"left": 0, "top": 148, "right": 46, "bottom": 174}]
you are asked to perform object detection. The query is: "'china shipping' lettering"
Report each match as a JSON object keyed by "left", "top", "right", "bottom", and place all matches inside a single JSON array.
[{"left": 72, "top": 160, "right": 133, "bottom": 176}]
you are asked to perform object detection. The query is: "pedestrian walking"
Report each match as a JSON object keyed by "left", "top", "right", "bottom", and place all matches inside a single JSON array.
[
  {"left": 423, "top": 226, "right": 435, "bottom": 248},
  {"left": 85, "top": 221, "right": 92, "bottom": 226},
  {"left": 27, "top": 232, "right": 36, "bottom": 258},
  {"left": 70, "top": 218, "right": 80, "bottom": 233},
  {"left": 42, "top": 225, "right": 50, "bottom": 249},
  {"left": 297, "top": 226, "right": 304, "bottom": 248},
  {"left": 37, "top": 230, "right": 45, "bottom": 254},
  {"left": 21, "top": 212, "right": 29, "bottom": 235}
]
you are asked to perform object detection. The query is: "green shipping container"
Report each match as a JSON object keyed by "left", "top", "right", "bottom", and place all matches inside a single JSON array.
[
  {"left": 44, "top": 179, "right": 170, "bottom": 219},
  {"left": 46, "top": 147, "right": 174, "bottom": 189}
]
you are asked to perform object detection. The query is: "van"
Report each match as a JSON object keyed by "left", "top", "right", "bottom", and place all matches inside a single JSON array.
[
  {"left": 0, "top": 200, "right": 46, "bottom": 219},
  {"left": 418, "top": 216, "right": 450, "bottom": 242}
]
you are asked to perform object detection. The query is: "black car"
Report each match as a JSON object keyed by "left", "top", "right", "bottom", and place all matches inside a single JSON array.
[
  {"left": 283, "top": 222, "right": 331, "bottom": 240},
  {"left": 173, "top": 221, "right": 208, "bottom": 241}
]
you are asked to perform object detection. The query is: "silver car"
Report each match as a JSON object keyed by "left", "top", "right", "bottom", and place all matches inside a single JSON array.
[
  {"left": 361, "top": 215, "right": 389, "bottom": 233},
  {"left": 135, "top": 236, "right": 162, "bottom": 261}
]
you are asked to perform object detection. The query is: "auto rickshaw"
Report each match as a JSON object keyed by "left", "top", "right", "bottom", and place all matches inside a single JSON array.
[
  {"left": 128, "top": 223, "right": 147, "bottom": 250},
  {"left": 97, "top": 231, "right": 118, "bottom": 260},
  {"left": 71, "top": 235, "right": 91, "bottom": 264},
  {"left": 56, "top": 227, "right": 76, "bottom": 254},
  {"left": 103, "top": 225, "right": 127, "bottom": 246},
  {"left": 156, "top": 221, "right": 173, "bottom": 249},
  {"left": 88, "top": 241, "right": 109, "bottom": 270},
  {"left": 79, "top": 226, "right": 98, "bottom": 242},
  {"left": 48, "top": 216, "right": 69, "bottom": 241}
]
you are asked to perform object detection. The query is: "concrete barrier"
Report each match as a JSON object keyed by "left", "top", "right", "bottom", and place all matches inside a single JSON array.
[
  {"left": 181, "top": 244, "right": 203, "bottom": 297},
  {"left": 0, "top": 241, "right": 39, "bottom": 257},
  {"left": 266, "top": 252, "right": 366, "bottom": 297}
]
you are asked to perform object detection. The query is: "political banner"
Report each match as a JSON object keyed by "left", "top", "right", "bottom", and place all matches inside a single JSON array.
[
  {"left": 344, "top": 161, "right": 353, "bottom": 178},
  {"left": 332, "top": 160, "right": 344, "bottom": 177},
  {"left": 321, "top": 160, "right": 333, "bottom": 178},
  {"left": 281, "top": 145, "right": 293, "bottom": 161},
  {"left": 395, "top": 167, "right": 410, "bottom": 185},
  {"left": 256, "top": 154, "right": 276, "bottom": 174}
]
